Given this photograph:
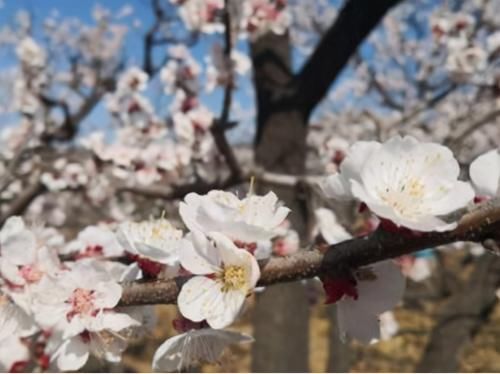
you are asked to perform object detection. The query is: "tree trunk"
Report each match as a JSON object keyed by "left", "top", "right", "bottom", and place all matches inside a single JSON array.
[
  {"left": 250, "top": 32, "right": 310, "bottom": 372},
  {"left": 327, "top": 305, "right": 351, "bottom": 372}
]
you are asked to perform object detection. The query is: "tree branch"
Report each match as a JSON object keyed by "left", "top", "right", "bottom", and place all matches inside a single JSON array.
[
  {"left": 0, "top": 178, "right": 45, "bottom": 226},
  {"left": 116, "top": 176, "right": 244, "bottom": 200},
  {"left": 446, "top": 108, "right": 500, "bottom": 152},
  {"left": 294, "top": 0, "right": 403, "bottom": 117},
  {"left": 119, "top": 197, "right": 500, "bottom": 306},
  {"left": 210, "top": 0, "right": 242, "bottom": 183}
]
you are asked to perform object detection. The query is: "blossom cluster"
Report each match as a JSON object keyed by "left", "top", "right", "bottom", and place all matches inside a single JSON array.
[
  {"left": 2, "top": 1, "right": 500, "bottom": 371},
  {"left": 172, "top": 0, "right": 290, "bottom": 40},
  {"left": 2, "top": 135, "right": 497, "bottom": 371},
  {"left": 0, "top": 189, "right": 292, "bottom": 372}
]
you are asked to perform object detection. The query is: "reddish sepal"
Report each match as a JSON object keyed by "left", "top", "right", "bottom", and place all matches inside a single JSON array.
[{"left": 321, "top": 275, "right": 358, "bottom": 304}]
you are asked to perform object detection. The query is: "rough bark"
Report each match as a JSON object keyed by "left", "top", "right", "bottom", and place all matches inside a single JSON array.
[
  {"left": 247, "top": 1, "right": 403, "bottom": 370},
  {"left": 250, "top": 31, "right": 310, "bottom": 372},
  {"left": 416, "top": 254, "right": 500, "bottom": 372},
  {"left": 327, "top": 305, "right": 351, "bottom": 372}
]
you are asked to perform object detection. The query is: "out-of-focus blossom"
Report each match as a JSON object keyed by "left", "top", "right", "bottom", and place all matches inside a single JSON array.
[
  {"left": 0, "top": 336, "right": 29, "bottom": 372},
  {"left": 323, "top": 261, "right": 405, "bottom": 344},
  {"left": 469, "top": 149, "right": 500, "bottom": 197},
  {"left": 179, "top": 190, "right": 290, "bottom": 253},
  {"left": 16, "top": 37, "right": 46, "bottom": 68},
  {"left": 64, "top": 225, "right": 124, "bottom": 258}
]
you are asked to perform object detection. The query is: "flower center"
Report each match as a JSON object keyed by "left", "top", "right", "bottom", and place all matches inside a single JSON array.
[
  {"left": 66, "top": 288, "right": 96, "bottom": 321},
  {"left": 219, "top": 265, "right": 246, "bottom": 292},
  {"left": 379, "top": 176, "right": 427, "bottom": 216},
  {"left": 19, "top": 265, "right": 43, "bottom": 283}
]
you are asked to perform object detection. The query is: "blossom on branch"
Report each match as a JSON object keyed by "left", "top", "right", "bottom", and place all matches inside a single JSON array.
[
  {"left": 177, "top": 232, "right": 260, "bottom": 329},
  {"left": 32, "top": 261, "right": 139, "bottom": 371},
  {"left": 179, "top": 190, "right": 290, "bottom": 256},
  {"left": 16, "top": 37, "right": 46, "bottom": 68},
  {"left": 321, "top": 136, "right": 474, "bottom": 232},
  {"left": 117, "top": 218, "right": 190, "bottom": 278}
]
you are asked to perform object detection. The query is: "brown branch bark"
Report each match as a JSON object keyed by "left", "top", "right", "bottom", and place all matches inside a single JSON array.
[{"left": 119, "top": 197, "right": 500, "bottom": 306}]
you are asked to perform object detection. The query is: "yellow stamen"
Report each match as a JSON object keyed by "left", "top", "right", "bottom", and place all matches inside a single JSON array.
[{"left": 219, "top": 265, "right": 247, "bottom": 292}]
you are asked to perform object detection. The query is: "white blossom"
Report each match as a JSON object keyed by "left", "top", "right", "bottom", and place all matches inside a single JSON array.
[
  {"left": 16, "top": 37, "right": 46, "bottom": 67},
  {"left": 117, "top": 66, "right": 149, "bottom": 93},
  {"left": 469, "top": 149, "right": 500, "bottom": 197},
  {"left": 0, "top": 292, "right": 37, "bottom": 340},
  {"left": 117, "top": 218, "right": 188, "bottom": 269},
  {"left": 0, "top": 336, "right": 29, "bottom": 372},
  {"left": 322, "top": 136, "right": 474, "bottom": 232},
  {"left": 178, "top": 232, "right": 260, "bottom": 329},
  {"left": 0, "top": 216, "right": 60, "bottom": 286},
  {"left": 179, "top": 190, "right": 290, "bottom": 244},
  {"left": 63, "top": 225, "right": 124, "bottom": 258},
  {"left": 32, "top": 261, "right": 138, "bottom": 371},
  {"left": 152, "top": 328, "right": 252, "bottom": 372},
  {"left": 314, "top": 208, "right": 351, "bottom": 244}
]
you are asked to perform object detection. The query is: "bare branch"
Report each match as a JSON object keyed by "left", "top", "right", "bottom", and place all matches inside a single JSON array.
[
  {"left": 446, "top": 108, "right": 500, "bottom": 152},
  {"left": 294, "top": 0, "right": 403, "bottom": 117},
  {"left": 116, "top": 176, "right": 244, "bottom": 200},
  {"left": 0, "top": 177, "right": 45, "bottom": 226},
  {"left": 210, "top": 0, "right": 242, "bottom": 183}
]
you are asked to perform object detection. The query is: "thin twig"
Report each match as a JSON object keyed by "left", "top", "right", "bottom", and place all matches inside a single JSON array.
[
  {"left": 0, "top": 177, "right": 45, "bottom": 226},
  {"left": 210, "top": 0, "right": 242, "bottom": 183}
]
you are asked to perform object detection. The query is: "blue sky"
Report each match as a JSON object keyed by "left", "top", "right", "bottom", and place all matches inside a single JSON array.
[
  {"left": 0, "top": 0, "right": 421, "bottom": 142},
  {"left": 0, "top": 0, "right": 257, "bottom": 142}
]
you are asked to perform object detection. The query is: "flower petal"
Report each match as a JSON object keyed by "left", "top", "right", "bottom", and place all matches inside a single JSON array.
[
  {"left": 206, "top": 290, "right": 246, "bottom": 329},
  {"left": 177, "top": 276, "right": 223, "bottom": 323},
  {"left": 470, "top": 149, "right": 500, "bottom": 197},
  {"left": 0, "top": 217, "right": 36, "bottom": 266},
  {"left": 337, "top": 303, "right": 380, "bottom": 344},
  {"left": 354, "top": 260, "right": 405, "bottom": 314},
  {"left": 52, "top": 336, "right": 90, "bottom": 372},
  {"left": 180, "top": 231, "right": 220, "bottom": 274}
]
